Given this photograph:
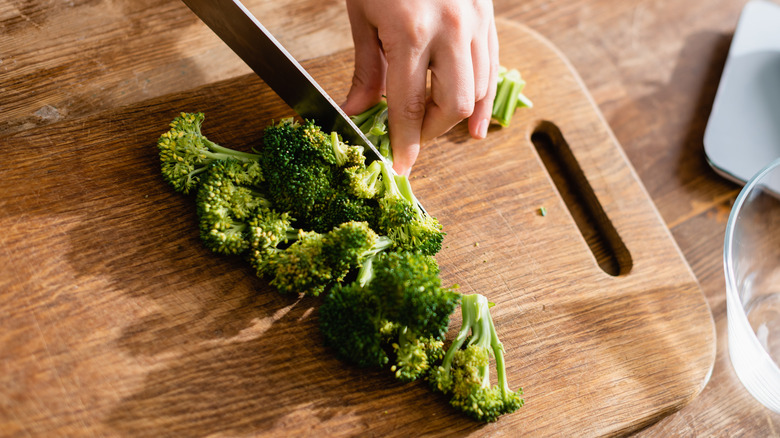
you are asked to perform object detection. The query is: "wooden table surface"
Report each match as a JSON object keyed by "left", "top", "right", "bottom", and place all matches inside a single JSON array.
[{"left": 1, "top": 0, "right": 777, "bottom": 435}]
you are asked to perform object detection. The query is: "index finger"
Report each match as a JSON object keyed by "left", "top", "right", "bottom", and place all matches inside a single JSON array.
[{"left": 384, "top": 47, "right": 430, "bottom": 176}]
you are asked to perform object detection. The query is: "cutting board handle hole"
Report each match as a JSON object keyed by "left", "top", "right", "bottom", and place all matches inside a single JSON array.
[{"left": 531, "top": 121, "right": 633, "bottom": 276}]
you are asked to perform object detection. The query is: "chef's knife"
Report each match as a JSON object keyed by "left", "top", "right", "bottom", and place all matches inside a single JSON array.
[{"left": 179, "top": 0, "right": 387, "bottom": 165}]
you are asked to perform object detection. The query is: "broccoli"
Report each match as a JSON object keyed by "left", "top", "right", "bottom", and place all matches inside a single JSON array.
[
  {"left": 350, "top": 100, "right": 392, "bottom": 161},
  {"left": 319, "top": 251, "right": 460, "bottom": 381},
  {"left": 157, "top": 111, "right": 524, "bottom": 423},
  {"left": 195, "top": 158, "right": 272, "bottom": 255},
  {"left": 491, "top": 67, "right": 533, "bottom": 127},
  {"left": 429, "top": 293, "right": 524, "bottom": 422},
  {"left": 269, "top": 221, "right": 392, "bottom": 296},
  {"left": 344, "top": 159, "right": 384, "bottom": 200},
  {"left": 376, "top": 160, "right": 444, "bottom": 256},
  {"left": 259, "top": 118, "right": 374, "bottom": 232},
  {"left": 157, "top": 112, "right": 262, "bottom": 194}
]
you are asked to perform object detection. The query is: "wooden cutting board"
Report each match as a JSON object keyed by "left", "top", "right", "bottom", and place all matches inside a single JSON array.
[{"left": 0, "top": 19, "right": 715, "bottom": 437}]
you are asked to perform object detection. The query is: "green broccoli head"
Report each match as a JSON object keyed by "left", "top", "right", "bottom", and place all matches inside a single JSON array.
[
  {"left": 376, "top": 162, "right": 444, "bottom": 256},
  {"left": 344, "top": 160, "right": 384, "bottom": 200},
  {"left": 195, "top": 159, "right": 271, "bottom": 255},
  {"left": 391, "top": 327, "right": 445, "bottom": 382},
  {"left": 269, "top": 230, "right": 330, "bottom": 296},
  {"left": 320, "top": 221, "right": 393, "bottom": 275},
  {"left": 447, "top": 345, "right": 511, "bottom": 422},
  {"left": 269, "top": 221, "right": 393, "bottom": 296},
  {"left": 370, "top": 251, "right": 459, "bottom": 340},
  {"left": 157, "top": 112, "right": 261, "bottom": 194},
  {"left": 320, "top": 250, "right": 460, "bottom": 382},
  {"left": 319, "top": 281, "right": 389, "bottom": 368},
  {"left": 245, "top": 208, "right": 300, "bottom": 277},
  {"left": 259, "top": 118, "right": 373, "bottom": 233}
]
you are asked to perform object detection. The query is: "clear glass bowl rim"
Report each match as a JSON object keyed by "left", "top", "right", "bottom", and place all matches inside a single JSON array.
[{"left": 724, "top": 157, "right": 780, "bottom": 363}]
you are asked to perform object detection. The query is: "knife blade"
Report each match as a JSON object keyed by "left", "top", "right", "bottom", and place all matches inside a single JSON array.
[{"left": 180, "top": 0, "right": 385, "bottom": 164}]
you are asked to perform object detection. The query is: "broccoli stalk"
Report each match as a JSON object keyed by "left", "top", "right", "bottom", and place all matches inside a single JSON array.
[
  {"left": 430, "top": 293, "right": 524, "bottom": 422},
  {"left": 491, "top": 67, "right": 533, "bottom": 127},
  {"left": 158, "top": 112, "right": 261, "bottom": 194},
  {"left": 350, "top": 100, "right": 392, "bottom": 161}
]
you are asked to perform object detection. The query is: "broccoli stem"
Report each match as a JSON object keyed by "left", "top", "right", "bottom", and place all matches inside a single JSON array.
[
  {"left": 202, "top": 138, "right": 261, "bottom": 162},
  {"left": 378, "top": 135, "right": 392, "bottom": 162},
  {"left": 355, "top": 235, "right": 394, "bottom": 287},
  {"left": 488, "top": 309, "right": 511, "bottom": 398},
  {"left": 491, "top": 67, "right": 531, "bottom": 127},
  {"left": 439, "top": 294, "right": 478, "bottom": 373},
  {"left": 350, "top": 100, "right": 387, "bottom": 127},
  {"left": 363, "top": 160, "right": 383, "bottom": 192},
  {"left": 330, "top": 131, "right": 349, "bottom": 167},
  {"left": 351, "top": 101, "right": 392, "bottom": 161},
  {"left": 368, "top": 105, "right": 389, "bottom": 137}
]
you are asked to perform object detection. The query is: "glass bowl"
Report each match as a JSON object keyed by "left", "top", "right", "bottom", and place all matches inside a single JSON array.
[{"left": 725, "top": 157, "right": 780, "bottom": 412}]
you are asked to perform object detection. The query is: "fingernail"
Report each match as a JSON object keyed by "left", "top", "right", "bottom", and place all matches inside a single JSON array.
[{"left": 478, "top": 118, "right": 489, "bottom": 139}]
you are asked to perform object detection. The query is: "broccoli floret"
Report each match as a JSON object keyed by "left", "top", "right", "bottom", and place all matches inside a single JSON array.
[
  {"left": 320, "top": 251, "right": 460, "bottom": 381},
  {"left": 195, "top": 159, "right": 271, "bottom": 255},
  {"left": 491, "top": 67, "right": 533, "bottom": 127},
  {"left": 319, "top": 281, "right": 390, "bottom": 368},
  {"left": 157, "top": 112, "right": 261, "bottom": 194},
  {"left": 270, "top": 221, "right": 392, "bottom": 296},
  {"left": 246, "top": 208, "right": 301, "bottom": 277},
  {"left": 376, "top": 161, "right": 444, "bottom": 256},
  {"left": 391, "top": 325, "right": 445, "bottom": 382},
  {"left": 368, "top": 251, "right": 458, "bottom": 340},
  {"left": 259, "top": 118, "right": 373, "bottom": 232},
  {"left": 344, "top": 159, "right": 384, "bottom": 199},
  {"left": 329, "top": 131, "right": 366, "bottom": 168},
  {"left": 429, "top": 293, "right": 524, "bottom": 422}
]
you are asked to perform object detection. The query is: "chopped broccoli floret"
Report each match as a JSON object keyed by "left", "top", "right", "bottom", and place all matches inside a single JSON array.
[
  {"left": 157, "top": 112, "right": 261, "bottom": 194},
  {"left": 320, "top": 251, "right": 460, "bottom": 381},
  {"left": 429, "top": 294, "right": 524, "bottom": 422},
  {"left": 270, "top": 221, "right": 392, "bottom": 296},
  {"left": 391, "top": 326, "right": 445, "bottom": 382},
  {"left": 344, "top": 159, "right": 384, "bottom": 199},
  {"left": 245, "top": 208, "right": 301, "bottom": 276},
  {"left": 259, "top": 118, "right": 373, "bottom": 232},
  {"left": 376, "top": 161, "right": 444, "bottom": 255},
  {"left": 491, "top": 67, "right": 533, "bottom": 127},
  {"left": 195, "top": 159, "right": 271, "bottom": 255},
  {"left": 319, "top": 281, "right": 390, "bottom": 367}
]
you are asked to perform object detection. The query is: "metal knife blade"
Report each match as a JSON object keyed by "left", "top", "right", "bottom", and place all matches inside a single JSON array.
[{"left": 180, "top": 0, "right": 385, "bottom": 163}]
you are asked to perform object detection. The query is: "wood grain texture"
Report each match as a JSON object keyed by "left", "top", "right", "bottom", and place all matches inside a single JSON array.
[
  {"left": 4, "top": 0, "right": 779, "bottom": 435},
  {"left": 0, "top": 20, "right": 714, "bottom": 437}
]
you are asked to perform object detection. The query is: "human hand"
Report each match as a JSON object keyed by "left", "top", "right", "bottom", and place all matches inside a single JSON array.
[{"left": 340, "top": 0, "right": 499, "bottom": 176}]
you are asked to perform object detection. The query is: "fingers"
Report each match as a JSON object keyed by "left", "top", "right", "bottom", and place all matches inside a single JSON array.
[
  {"left": 343, "top": 0, "right": 499, "bottom": 176},
  {"left": 341, "top": 0, "right": 387, "bottom": 116},
  {"left": 420, "top": 33, "right": 476, "bottom": 144},
  {"left": 385, "top": 46, "right": 429, "bottom": 176},
  {"left": 468, "top": 16, "right": 499, "bottom": 139}
]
